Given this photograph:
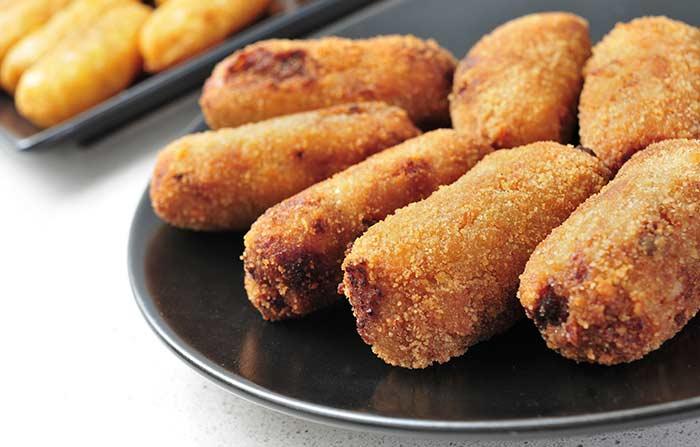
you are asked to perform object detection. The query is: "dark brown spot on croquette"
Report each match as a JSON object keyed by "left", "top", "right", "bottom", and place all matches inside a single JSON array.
[
  {"left": 244, "top": 239, "right": 337, "bottom": 319},
  {"left": 570, "top": 252, "right": 589, "bottom": 282},
  {"left": 265, "top": 293, "right": 287, "bottom": 312},
  {"left": 346, "top": 104, "right": 363, "bottom": 114},
  {"left": 361, "top": 217, "right": 378, "bottom": 228},
  {"left": 659, "top": 207, "right": 674, "bottom": 226},
  {"left": 273, "top": 247, "right": 340, "bottom": 300},
  {"left": 245, "top": 265, "right": 258, "bottom": 281},
  {"left": 532, "top": 281, "right": 569, "bottom": 329},
  {"left": 574, "top": 145, "right": 596, "bottom": 157},
  {"left": 394, "top": 158, "right": 434, "bottom": 197},
  {"left": 277, "top": 249, "right": 319, "bottom": 290},
  {"left": 455, "top": 76, "right": 481, "bottom": 97},
  {"left": 401, "top": 159, "right": 424, "bottom": 175},
  {"left": 675, "top": 311, "right": 687, "bottom": 326},
  {"left": 225, "top": 48, "right": 316, "bottom": 83},
  {"left": 444, "top": 67, "right": 454, "bottom": 85},
  {"left": 345, "top": 262, "right": 382, "bottom": 331},
  {"left": 311, "top": 218, "right": 327, "bottom": 234},
  {"left": 639, "top": 232, "right": 657, "bottom": 256}
]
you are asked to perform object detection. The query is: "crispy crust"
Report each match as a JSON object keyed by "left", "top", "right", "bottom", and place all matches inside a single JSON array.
[
  {"left": 341, "top": 143, "right": 611, "bottom": 368},
  {"left": 243, "top": 130, "right": 493, "bottom": 320},
  {"left": 519, "top": 139, "right": 700, "bottom": 365},
  {"left": 200, "top": 35, "right": 456, "bottom": 128},
  {"left": 579, "top": 17, "right": 700, "bottom": 172},
  {"left": 450, "top": 12, "right": 590, "bottom": 148},
  {"left": 150, "top": 102, "right": 419, "bottom": 231}
]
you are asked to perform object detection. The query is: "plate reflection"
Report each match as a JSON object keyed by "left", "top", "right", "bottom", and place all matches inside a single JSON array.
[{"left": 144, "top": 223, "right": 700, "bottom": 421}]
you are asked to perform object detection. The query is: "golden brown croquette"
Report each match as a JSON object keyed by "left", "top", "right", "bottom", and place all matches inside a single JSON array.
[
  {"left": 243, "top": 130, "right": 493, "bottom": 320},
  {"left": 450, "top": 12, "right": 590, "bottom": 148},
  {"left": 200, "top": 35, "right": 456, "bottom": 129},
  {"left": 150, "top": 102, "right": 419, "bottom": 231},
  {"left": 519, "top": 139, "right": 700, "bottom": 365},
  {"left": 579, "top": 17, "right": 700, "bottom": 171},
  {"left": 342, "top": 142, "right": 611, "bottom": 369}
]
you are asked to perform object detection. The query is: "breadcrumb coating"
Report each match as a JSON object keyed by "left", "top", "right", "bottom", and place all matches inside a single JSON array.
[
  {"left": 342, "top": 142, "right": 610, "bottom": 368},
  {"left": 519, "top": 139, "right": 700, "bottom": 365},
  {"left": 243, "top": 130, "right": 493, "bottom": 320},
  {"left": 150, "top": 102, "right": 419, "bottom": 231},
  {"left": 450, "top": 12, "right": 590, "bottom": 148},
  {"left": 200, "top": 35, "right": 456, "bottom": 129},
  {"left": 579, "top": 17, "right": 700, "bottom": 172}
]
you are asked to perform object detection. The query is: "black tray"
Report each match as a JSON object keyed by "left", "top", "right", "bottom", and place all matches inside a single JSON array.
[
  {"left": 130, "top": 0, "right": 700, "bottom": 439},
  {"left": 0, "top": 0, "right": 374, "bottom": 151}
]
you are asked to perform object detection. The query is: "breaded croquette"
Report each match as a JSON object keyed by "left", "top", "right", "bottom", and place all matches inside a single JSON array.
[
  {"left": 15, "top": 2, "right": 151, "bottom": 128},
  {"left": 450, "top": 12, "right": 590, "bottom": 148},
  {"left": 579, "top": 17, "right": 700, "bottom": 171},
  {"left": 1, "top": 0, "right": 130, "bottom": 93},
  {"left": 519, "top": 139, "right": 700, "bottom": 365},
  {"left": 200, "top": 35, "right": 456, "bottom": 129},
  {"left": 243, "top": 130, "right": 493, "bottom": 321},
  {"left": 150, "top": 103, "right": 419, "bottom": 231},
  {"left": 0, "top": 0, "right": 71, "bottom": 68},
  {"left": 140, "top": 0, "right": 271, "bottom": 73},
  {"left": 341, "top": 143, "right": 611, "bottom": 368}
]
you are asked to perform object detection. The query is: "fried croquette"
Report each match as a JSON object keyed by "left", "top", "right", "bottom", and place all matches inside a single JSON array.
[
  {"left": 0, "top": 0, "right": 71, "bottom": 68},
  {"left": 1, "top": 0, "right": 130, "bottom": 94},
  {"left": 450, "top": 12, "right": 590, "bottom": 148},
  {"left": 200, "top": 35, "right": 456, "bottom": 129},
  {"left": 243, "top": 130, "right": 493, "bottom": 321},
  {"left": 15, "top": 2, "right": 151, "bottom": 128},
  {"left": 341, "top": 143, "right": 611, "bottom": 368},
  {"left": 139, "top": 0, "right": 271, "bottom": 73},
  {"left": 519, "top": 139, "right": 700, "bottom": 365},
  {"left": 150, "top": 102, "right": 420, "bottom": 231},
  {"left": 579, "top": 17, "right": 700, "bottom": 172}
]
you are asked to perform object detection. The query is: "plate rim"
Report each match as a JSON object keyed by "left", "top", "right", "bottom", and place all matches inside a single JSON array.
[{"left": 127, "top": 189, "right": 700, "bottom": 438}]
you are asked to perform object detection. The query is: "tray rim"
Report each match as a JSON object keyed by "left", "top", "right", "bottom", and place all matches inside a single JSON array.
[{"left": 127, "top": 188, "right": 700, "bottom": 438}]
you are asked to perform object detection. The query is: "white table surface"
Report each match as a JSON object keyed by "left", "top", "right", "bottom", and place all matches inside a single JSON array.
[{"left": 3, "top": 92, "right": 699, "bottom": 447}]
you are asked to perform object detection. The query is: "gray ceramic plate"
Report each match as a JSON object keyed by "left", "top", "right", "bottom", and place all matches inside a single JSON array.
[{"left": 129, "top": 0, "right": 700, "bottom": 438}]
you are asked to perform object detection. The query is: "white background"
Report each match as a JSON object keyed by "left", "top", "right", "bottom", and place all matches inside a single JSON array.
[{"left": 2, "top": 92, "right": 698, "bottom": 446}]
